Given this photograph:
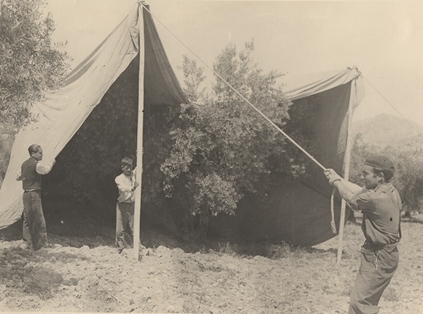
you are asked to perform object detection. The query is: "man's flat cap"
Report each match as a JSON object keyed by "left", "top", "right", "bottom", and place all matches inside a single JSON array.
[{"left": 364, "top": 155, "right": 395, "bottom": 172}]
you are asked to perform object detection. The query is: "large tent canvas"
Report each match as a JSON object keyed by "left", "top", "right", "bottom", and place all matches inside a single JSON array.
[
  {"left": 208, "top": 68, "right": 364, "bottom": 246},
  {"left": 0, "top": 3, "right": 364, "bottom": 247},
  {"left": 0, "top": 3, "right": 186, "bottom": 230}
]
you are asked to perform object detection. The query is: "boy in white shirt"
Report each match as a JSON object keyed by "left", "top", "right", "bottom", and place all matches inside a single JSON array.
[{"left": 115, "top": 157, "right": 138, "bottom": 253}]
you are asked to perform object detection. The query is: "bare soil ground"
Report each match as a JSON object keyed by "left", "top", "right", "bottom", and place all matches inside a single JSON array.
[{"left": 0, "top": 215, "right": 422, "bottom": 314}]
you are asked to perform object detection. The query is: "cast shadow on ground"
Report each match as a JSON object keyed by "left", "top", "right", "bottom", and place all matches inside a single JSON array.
[
  {"left": 0, "top": 246, "right": 87, "bottom": 300},
  {"left": 402, "top": 217, "right": 423, "bottom": 225}
]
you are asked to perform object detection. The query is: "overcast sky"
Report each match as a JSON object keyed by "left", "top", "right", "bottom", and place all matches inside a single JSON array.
[{"left": 46, "top": 0, "right": 423, "bottom": 126}]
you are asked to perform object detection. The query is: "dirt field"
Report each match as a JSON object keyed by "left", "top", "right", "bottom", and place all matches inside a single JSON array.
[{"left": 0, "top": 215, "right": 422, "bottom": 313}]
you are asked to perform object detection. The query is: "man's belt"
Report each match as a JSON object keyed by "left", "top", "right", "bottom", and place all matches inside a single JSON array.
[{"left": 24, "top": 189, "right": 41, "bottom": 193}]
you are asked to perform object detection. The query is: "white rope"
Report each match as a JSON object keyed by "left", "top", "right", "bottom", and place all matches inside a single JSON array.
[{"left": 330, "top": 189, "right": 337, "bottom": 234}]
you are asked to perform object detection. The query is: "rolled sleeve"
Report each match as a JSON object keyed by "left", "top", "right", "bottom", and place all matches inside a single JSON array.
[
  {"left": 16, "top": 169, "right": 23, "bottom": 181},
  {"left": 351, "top": 189, "right": 375, "bottom": 212},
  {"left": 115, "top": 174, "right": 135, "bottom": 203},
  {"left": 35, "top": 158, "right": 55, "bottom": 175}
]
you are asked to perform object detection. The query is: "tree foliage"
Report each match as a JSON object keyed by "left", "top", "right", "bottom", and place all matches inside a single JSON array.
[
  {"left": 0, "top": 122, "right": 15, "bottom": 185},
  {"left": 0, "top": 0, "right": 70, "bottom": 186},
  {"left": 0, "top": 0, "right": 70, "bottom": 128},
  {"left": 180, "top": 54, "right": 207, "bottom": 103},
  {"left": 160, "top": 41, "right": 308, "bottom": 237},
  {"left": 384, "top": 136, "right": 423, "bottom": 213}
]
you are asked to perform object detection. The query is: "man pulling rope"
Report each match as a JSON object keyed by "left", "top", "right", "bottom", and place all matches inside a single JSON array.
[{"left": 325, "top": 155, "right": 401, "bottom": 314}]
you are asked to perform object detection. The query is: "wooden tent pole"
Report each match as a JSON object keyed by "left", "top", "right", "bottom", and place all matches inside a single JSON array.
[
  {"left": 336, "top": 79, "right": 356, "bottom": 266},
  {"left": 134, "top": 4, "right": 145, "bottom": 261}
]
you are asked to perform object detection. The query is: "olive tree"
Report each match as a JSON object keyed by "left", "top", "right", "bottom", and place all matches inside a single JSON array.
[{"left": 160, "top": 41, "right": 305, "bottom": 238}]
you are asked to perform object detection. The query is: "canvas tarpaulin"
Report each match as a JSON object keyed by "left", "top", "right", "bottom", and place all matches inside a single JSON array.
[
  {"left": 0, "top": 0, "right": 364, "bottom": 246},
  {"left": 0, "top": 3, "right": 186, "bottom": 230},
  {"left": 208, "top": 68, "right": 364, "bottom": 246}
]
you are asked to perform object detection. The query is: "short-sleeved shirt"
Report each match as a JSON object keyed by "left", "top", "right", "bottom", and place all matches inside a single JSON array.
[
  {"left": 115, "top": 170, "right": 137, "bottom": 203},
  {"left": 350, "top": 183, "right": 401, "bottom": 246}
]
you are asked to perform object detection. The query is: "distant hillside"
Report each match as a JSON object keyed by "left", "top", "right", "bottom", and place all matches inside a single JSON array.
[{"left": 352, "top": 113, "right": 423, "bottom": 148}]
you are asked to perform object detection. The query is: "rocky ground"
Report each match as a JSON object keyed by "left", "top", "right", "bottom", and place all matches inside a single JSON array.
[{"left": 0, "top": 214, "right": 422, "bottom": 313}]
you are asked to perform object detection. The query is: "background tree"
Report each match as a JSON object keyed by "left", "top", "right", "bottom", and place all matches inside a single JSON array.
[
  {"left": 180, "top": 54, "right": 207, "bottom": 104},
  {"left": 384, "top": 136, "right": 423, "bottom": 215},
  {"left": 0, "top": 0, "right": 70, "bottom": 127},
  {"left": 0, "top": 0, "right": 70, "bottom": 183}
]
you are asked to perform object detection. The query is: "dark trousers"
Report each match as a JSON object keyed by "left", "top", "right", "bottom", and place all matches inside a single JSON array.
[
  {"left": 22, "top": 191, "right": 47, "bottom": 250},
  {"left": 348, "top": 245, "right": 399, "bottom": 314},
  {"left": 116, "top": 202, "right": 134, "bottom": 250}
]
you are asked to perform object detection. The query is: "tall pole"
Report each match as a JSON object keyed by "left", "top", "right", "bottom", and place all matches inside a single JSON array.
[
  {"left": 134, "top": 4, "right": 145, "bottom": 261},
  {"left": 336, "top": 79, "right": 356, "bottom": 266}
]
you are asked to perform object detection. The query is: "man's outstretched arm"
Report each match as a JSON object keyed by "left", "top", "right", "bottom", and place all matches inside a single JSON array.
[{"left": 324, "top": 169, "right": 363, "bottom": 203}]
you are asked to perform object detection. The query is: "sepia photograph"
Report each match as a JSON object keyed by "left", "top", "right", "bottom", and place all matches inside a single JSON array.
[{"left": 0, "top": 1, "right": 422, "bottom": 313}]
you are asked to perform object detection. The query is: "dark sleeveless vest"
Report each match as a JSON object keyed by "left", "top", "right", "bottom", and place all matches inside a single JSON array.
[{"left": 21, "top": 158, "right": 42, "bottom": 191}]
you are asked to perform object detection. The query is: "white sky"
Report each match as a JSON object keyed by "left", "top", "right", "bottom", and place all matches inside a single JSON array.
[{"left": 46, "top": 0, "right": 423, "bottom": 125}]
